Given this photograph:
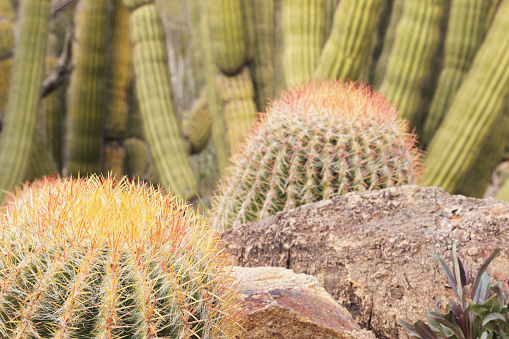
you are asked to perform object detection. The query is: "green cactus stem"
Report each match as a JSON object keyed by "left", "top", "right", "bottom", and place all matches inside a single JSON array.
[
  {"left": 24, "top": 128, "right": 57, "bottom": 182},
  {"left": 103, "top": 0, "right": 132, "bottom": 176},
  {"left": 201, "top": 0, "right": 228, "bottom": 173},
  {"left": 273, "top": 0, "right": 286, "bottom": 94},
  {"left": 323, "top": 0, "right": 340, "bottom": 42},
  {"left": 282, "top": 0, "right": 326, "bottom": 86},
  {"left": 373, "top": 0, "right": 404, "bottom": 87},
  {"left": 422, "top": 0, "right": 492, "bottom": 146},
  {"left": 250, "top": 0, "right": 275, "bottom": 111},
  {"left": 183, "top": 87, "right": 212, "bottom": 154},
  {"left": 0, "top": 176, "right": 243, "bottom": 338},
  {"left": 377, "top": 0, "right": 443, "bottom": 124},
  {"left": 0, "top": 0, "right": 51, "bottom": 203},
  {"left": 124, "top": 0, "right": 197, "bottom": 199},
  {"left": 0, "top": 16, "right": 13, "bottom": 118},
  {"left": 210, "top": 80, "right": 422, "bottom": 231},
  {"left": 188, "top": 0, "right": 205, "bottom": 91},
  {"left": 208, "top": 0, "right": 252, "bottom": 75},
  {"left": 65, "top": 0, "right": 109, "bottom": 176},
  {"left": 216, "top": 66, "right": 258, "bottom": 153},
  {"left": 124, "top": 137, "right": 150, "bottom": 181},
  {"left": 424, "top": 0, "right": 509, "bottom": 197},
  {"left": 314, "top": 0, "right": 382, "bottom": 81},
  {"left": 0, "top": 0, "right": 15, "bottom": 22}
]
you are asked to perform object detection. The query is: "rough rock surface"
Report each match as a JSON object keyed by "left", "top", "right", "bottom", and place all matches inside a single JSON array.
[
  {"left": 222, "top": 185, "right": 509, "bottom": 338},
  {"left": 233, "top": 266, "right": 376, "bottom": 338}
]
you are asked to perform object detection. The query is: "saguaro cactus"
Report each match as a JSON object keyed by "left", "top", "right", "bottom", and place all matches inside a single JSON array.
[
  {"left": 0, "top": 0, "right": 51, "bottom": 203},
  {"left": 424, "top": 0, "right": 509, "bottom": 197},
  {"left": 0, "top": 176, "right": 242, "bottom": 338},
  {"left": 65, "top": 0, "right": 109, "bottom": 176},
  {"left": 377, "top": 0, "right": 443, "bottom": 124},
  {"left": 123, "top": 0, "right": 197, "bottom": 199},
  {"left": 314, "top": 0, "right": 382, "bottom": 81}
]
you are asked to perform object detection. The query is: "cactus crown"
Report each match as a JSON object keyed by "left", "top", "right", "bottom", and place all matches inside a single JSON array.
[
  {"left": 0, "top": 176, "right": 242, "bottom": 338},
  {"left": 210, "top": 79, "right": 423, "bottom": 231}
]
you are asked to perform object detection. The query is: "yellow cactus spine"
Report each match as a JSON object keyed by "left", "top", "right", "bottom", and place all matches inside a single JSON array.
[
  {"left": 0, "top": 0, "right": 51, "bottom": 202},
  {"left": 314, "top": 0, "right": 382, "bottom": 81},
  {"left": 0, "top": 176, "right": 243, "bottom": 338},
  {"left": 66, "top": 0, "right": 109, "bottom": 176},
  {"left": 124, "top": 0, "right": 198, "bottom": 199},
  {"left": 424, "top": 0, "right": 509, "bottom": 197}
]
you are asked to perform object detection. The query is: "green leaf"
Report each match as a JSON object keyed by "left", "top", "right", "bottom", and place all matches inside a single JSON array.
[
  {"left": 482, "top": 313, "right": 506, "bottom": 326},
  {"left": 480, "top": 331, "right": 488, "bottom": 339},
  {"left": 429, "top": 311, "right": 466, "bottom": 339},
  {"left": 414, "top": 320, "right": 440, "bottom": 339},
  {"left": 483, "top": 294, "right": 502, "bottom": 314},
  {"left": 398, "top": 320, "right": 421, "bottom": 337},
  {"left": 467, "top": 298, "right": 490, "bottom": 318},
  {"left": 470, "top": 249, "right": 500, "bottom": 300},
  {"left": 433, "top": 253, "right": 460, "bottom": 300},
  {"left": 452, "top": 243, "right": 464, "bottom": 301}
]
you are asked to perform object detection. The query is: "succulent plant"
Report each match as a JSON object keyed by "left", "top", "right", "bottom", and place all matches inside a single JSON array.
[
  {"left": 209, "top": 79, "right": 423, "bottom": 231},
  {"left": 399, "top": 243, "right": 507, "bottom": 339},
  {"left": 0, "top": 176, "right": 242, "bottom": 338}
]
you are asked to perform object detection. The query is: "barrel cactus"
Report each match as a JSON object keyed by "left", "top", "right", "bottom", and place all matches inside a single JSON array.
[
  {"left": 210, "top": 80, "right": 423, "bottom": 231},
  {"left": 0, "top": 176, "right": 242, "bottom": 338}
]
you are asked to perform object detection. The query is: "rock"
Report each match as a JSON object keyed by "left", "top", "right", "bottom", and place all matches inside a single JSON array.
[
  {"left": 222, "top": 185, "right": 509, "bottom": 338},
  {"left": 233, "top": 266, "right": 376, "bottom": 339}
]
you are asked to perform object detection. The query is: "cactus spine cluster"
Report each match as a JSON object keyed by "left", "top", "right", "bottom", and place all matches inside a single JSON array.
[
  {"left": 424, "top": 0, "right": 509, "bottom": 197},
  {"left": 210, "top": 80, "right": 423, "bottom": 231},
  {"left": 0, "top": 0, "right": 51, "bottom": 202},
  {"left": 0, "top": 176, "right": 242, "bottom": 338},
  {"left": 124, "top": 0, "right": 197, "bottom": 200}
]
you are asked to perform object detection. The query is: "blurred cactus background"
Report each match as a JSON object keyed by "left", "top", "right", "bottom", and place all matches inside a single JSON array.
[{"left": 1, "top": 0, "right": 509, "bottom": 207}]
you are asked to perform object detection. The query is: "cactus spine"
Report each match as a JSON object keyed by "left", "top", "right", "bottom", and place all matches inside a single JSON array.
[
  {"left": 0, "top": 0, "right": 51, "bottom": 202},
  {"left": 282, "top": 0, "right": 326, "bottom": 86},
  {"left": 66, "top": 0, "right": 109, "bottom": 176},
  {"left": 210, "top": 80, "right": 422, "bottom": 231},
  {"left": 424, "top": 0, "right": 509, "bottom": 197},
  {"left": 314, "top": 0, "right": 382, "bottom": 81},
  {"left": 422, "top": 0, "right": 492, "bottom": 145},
  {"left": 124, "top": 0, "right": 197, "bottom": 199},
  {"left": 0, "top": 176, "right": 242, "bottom": 338},
  {"left": 377, "top": 0, "right": 443, "bottom": 123}
]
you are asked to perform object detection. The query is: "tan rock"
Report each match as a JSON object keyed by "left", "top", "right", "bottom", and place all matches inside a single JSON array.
[
  {"left": 222, "top": 185, "right": 509, "bottom": 338},
  {"left": 233, "top": 266, "right": 376, "bottom": 339}
]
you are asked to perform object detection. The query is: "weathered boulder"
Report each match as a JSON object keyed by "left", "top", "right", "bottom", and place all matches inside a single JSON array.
[
  {"left": 222, "top": 185, "right": 509, "bottom": 338},
  {"left": 233, "top": 266, "right": 376, "bottom": 338}
]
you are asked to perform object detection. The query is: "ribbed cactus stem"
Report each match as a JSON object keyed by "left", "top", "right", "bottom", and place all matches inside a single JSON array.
[
  {"left": 65, "top": 0, "right": 109, "bottom": 176},
  {"left": 424, "top": 0, "right": 509, "bottom": 197},
  {"left": 373, "top": 0, "right": 404, "bottom": 87},
  {"left": 124, "top": 0, "right": 197, "bottom": 199},
  {"left": 124, "top": 137, "right": 150, "bottom": 180},
  {"left": 183, "top": 87, "right": 212, "bottom": 154},
  {"left": 0, "top": 0, "right": 15, "bottom": 22},
  {"left": 282, "top": 0, "right": 326, "bottom": 86},
  {"left": 0, "top": 0, "right": 51, "bottom": 203},
  {"left": 201, "top": 0, "right": 228, "bottom": 173},
  {"left": 422, "top": 0, "right": 491, "bottom": 145},
  {"left": 251, "top": 0, "right": 275, "bottom": 111},
  {"left": 210, "top": 80, "right": 422, "bottom": 231},
  {"left": 0, "top": 176, "right": 243, "bottom": 338},
  {"left": 377, "top": 0, "right": 443, "bottom": 124},
  {"left": 208, "top": 0, "right": 250, "bottom": 74},
  {"left": 314, "top": 0, "right": 382, "bottom": 81},
  {"left": 323, "top": 0, "right": 340, "bottom": 42},
  {"left": 0, "top": 15, "right": 14, "bottom": 117},
  {"left": 216, "top": 66, "right": 258, "bottom": 152}
]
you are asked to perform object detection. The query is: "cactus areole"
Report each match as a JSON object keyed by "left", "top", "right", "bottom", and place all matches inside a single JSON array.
[
  {"left": 210, "top": 80, "right": 423, "bottom": 231},
  {"left": 0, "top": 176, "right": 242, "bottom": 338}
]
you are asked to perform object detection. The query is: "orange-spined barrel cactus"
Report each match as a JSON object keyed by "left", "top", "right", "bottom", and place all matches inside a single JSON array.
[
  {"left": 0, "top": 176, "right": 242, "bottom": 338},
  {"left": 210, "top": 80, "right": 423, "bottom": 231}
]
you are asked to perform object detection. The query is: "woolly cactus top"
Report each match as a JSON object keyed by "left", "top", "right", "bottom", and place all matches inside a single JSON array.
[
  {"left": 210, "top": 80, "right": 423, "bottom": 231},
  {"left": 0, "top": 176, "right": 242, "bottom": 338}
]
